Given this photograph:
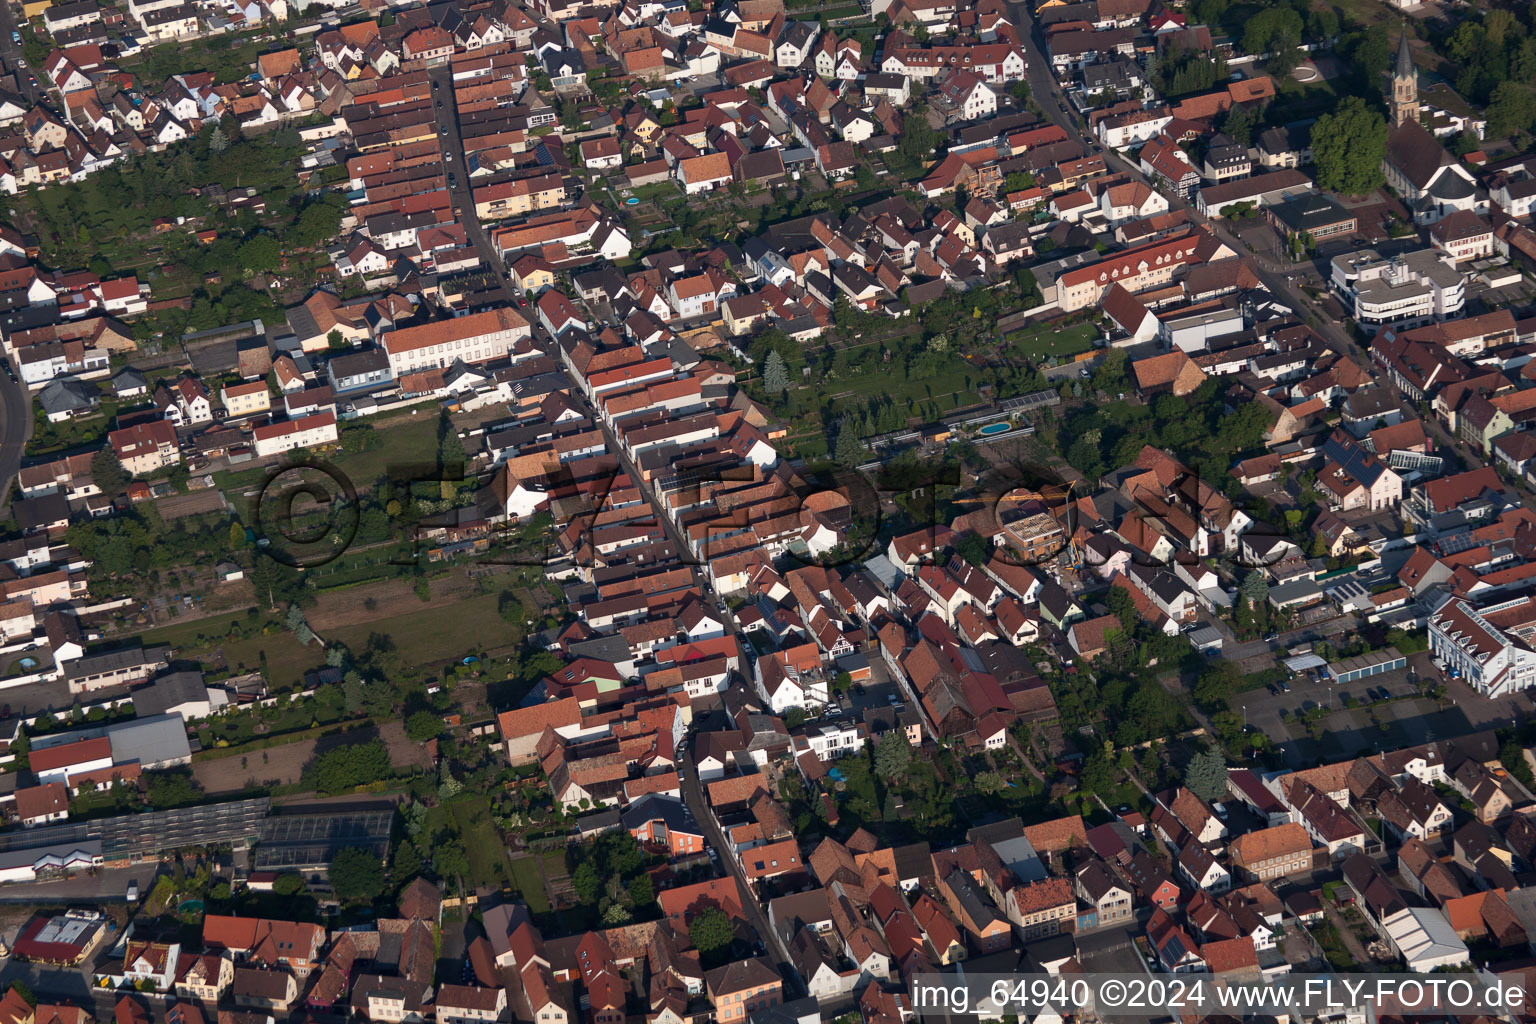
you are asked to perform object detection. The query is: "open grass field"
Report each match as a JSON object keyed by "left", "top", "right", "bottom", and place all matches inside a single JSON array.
[
  {"left": 508, "top": 856, "right": 549, "bottom": 913},
  {"left": 330, "top": 412, "right": 443, "bottom": 488},
  {"left": 428, "top": 795, "right": 513, "bottom": 889},
  {"left": 216, "top": 409, "right": 443, "bottom": 510},
  {"left": 138, "top": 615, "right": 322, "bottom": 690},
  {"left": 1006, "top": 320, "right": 1097, "bottom": 362},
  {"left": 453, "top": 797, "right": 513, "bottom": 888},
  {"left": 319, "top": 589, "right": 520, "bottom": 666}
]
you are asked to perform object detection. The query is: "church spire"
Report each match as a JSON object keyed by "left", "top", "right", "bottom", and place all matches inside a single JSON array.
[{"left": 1391, "top": 24, "right": 1419, "bottom": 127}]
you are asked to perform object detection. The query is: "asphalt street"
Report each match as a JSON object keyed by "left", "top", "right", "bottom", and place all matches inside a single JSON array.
[
  {"left": 429, "top": 64, "right": 519, "bottom": 309},
  {"left": 0, "top": 368, "right": 31, "bottom": 511},
  {"left": 0, "top": 5, "right": 42, "bottom": 104},
  {"left": 433, "top": 69, "right": 803, "bottom": 988}
]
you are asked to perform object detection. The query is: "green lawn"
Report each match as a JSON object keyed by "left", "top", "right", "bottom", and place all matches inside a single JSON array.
[
  {"left": 138, "top": 615, "right": 323, "bottom": 690},
  {"left": 324, "top": 591, "right": 522, "bottom": 666},
  {"left": 1006, "top": 321, "right": 1097, "bottom": 362},
  {"left": 329, "top": 414, "right": 442, "bottom": 489},
  {"left": 1268, "top": 77, "right": 1341, "bottom": 124},
  {"left": 448, "top": 796, "right": 513, "bottom": 889},
  {"left": 509, "top": 856, "right": 549, "bottom": 913}
]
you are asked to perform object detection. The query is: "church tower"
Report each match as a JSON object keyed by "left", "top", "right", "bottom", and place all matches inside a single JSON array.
[{"left": 1392, "top": 26, "right": 1419, "bottom": 126}]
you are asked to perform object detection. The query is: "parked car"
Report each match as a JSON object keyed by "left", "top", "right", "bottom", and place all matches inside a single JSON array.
[{"left": 1279, "top": 681, "right": 1291, "bottom": 693}]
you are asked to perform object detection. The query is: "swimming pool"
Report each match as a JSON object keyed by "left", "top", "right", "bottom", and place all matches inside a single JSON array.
[{"left": 979, "top": 422, "right": 1010, "bottom": 436}]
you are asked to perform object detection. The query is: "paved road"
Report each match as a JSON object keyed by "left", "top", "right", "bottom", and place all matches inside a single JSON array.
[
  {"left": 676, "top": 740, "right": 802, "bottom": 995},
  {"left": 0, "top": 369, "right": 31, "bottom": 510},
  {"left": 0, "top": 0, "right": 36, "bottom": 510},
  {"left": 434, "top": 67, "right": 803, "bottom": 986},
  {"left": 0, "top": 5, "right": 42, "bottom": 104},
  {"left": 429, "top": 64, "right": 519, "bottom": 308}
]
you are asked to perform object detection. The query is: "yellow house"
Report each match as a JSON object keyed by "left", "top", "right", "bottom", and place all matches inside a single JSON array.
[
  {"left": 221, "top": 380, "right": 272, "bottom": 419},
  {"left": 21, "top": 1, "right": 51, "bottom": 18},
  {"left": 722, "top": 294, "right": 770, "bottom": 337},
  {"left": 473, "top": 172, "right": 566, "bottom": 222},
  {"left": 508, "top": 255, "right": 556, "bottom": 294}
]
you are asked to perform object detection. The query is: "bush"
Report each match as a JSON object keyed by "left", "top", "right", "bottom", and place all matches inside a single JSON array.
[
  {"left": 306, "top": 739, "right": 393, "bottom": 795},
  {"left": 273, "top": 873, "right": 306, "bottom": 895},
  {"left": 404, "top": 710, "right": 443, "bottom": 743},
  {"left": 329, "top": 846, "right": 386, "bottom": 905}
]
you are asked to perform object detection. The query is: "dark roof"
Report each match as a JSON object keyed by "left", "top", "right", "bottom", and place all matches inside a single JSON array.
[
  {"left": 619, "top": 794, "right": 700, "bottom": 835},
  {"left": 1385, "top": 120, "right": 1452, "bottom": 190}
]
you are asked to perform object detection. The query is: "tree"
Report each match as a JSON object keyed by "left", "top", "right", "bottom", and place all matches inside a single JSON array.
[
  {"left": 627, "top": 873, "right": 654, "bottom": 908},
  {"left": 327, "top": 329, "right": 347, "bottom": 350},
  {"left": 237, "top": 234, "right": 281, "bottom": 274},
  {"left": 146, "top": 770, "right": 203, "bottom": 809},
  {"left": 1184, "top": 748, "right": 1229, "bottom": 802},
  {"left": 209, "top": 125, "right": 229, "bottom": 153},
  {"left": 92, "top": 446, "right": 127, "bottom": 497},
  {"left": 763, "top": 350, "right": 789, "bottom": 395},
  {"left": 1106, "top": 585, "right": 1137, "bottom": 632},
  {"left": 291, "top": 201, "right": 345, "bottom": 248},
  {"left": 250, "top": 555, "right": 308, "bottom": 609},
  {"left": 1311, "top": 96, "right": 1387, "bottom": 195},
  {"left": 688, "top": 907, "right": 734, "bottom": 955},
  {"left": 273, "top": 872, "right": 307, "bottom": 895},
  {"left": 392, "top": 840, "right": 422, "bottom": 882},
  {"left": 1487, "top": 81, "right": 1536, "bottom": 141},
  {"left": 874, "top": 733, "right": 912, "bottom": 781},
  {"left": 434, "top": 834, "right": 469, "bottom": 882},
  {"left": 438, "top": 411, "right": 464, "bottom": 474},
  {"left": 1219, "top": 106, "right": 1255, "bottom": 147},
  {"left": 404, "top": 710, "right": 443, "bottom": 743},
  {"left": 329, "top": 847, "right": 386, "bottom": 905},
  {"left": 954, "top": 531, "right": 989, "bottom": 566},
  {"left": 835, "top": 429, "right": 864, "bottom": 468},
  {"left": 1239, "top": 571, "right": 1270, "bottom": 607},
  {"left": 973, "top": 770, "right": 1007, "bottom": 795},
  {"left": 897, "top": 110, "right": 937, "bottom": 167},
  {"left": 306, "top": 740, "right": 392, "bottom": 795}
]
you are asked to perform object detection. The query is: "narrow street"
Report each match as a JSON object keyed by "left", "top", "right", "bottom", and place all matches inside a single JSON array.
[
  {"left": 0, "top": 4, "right": 41, "bottom": 105},
  {"left": 429, "top": 64, "right": 518, "bottom": 307},
  {"left": 676, "top": 744, "right": 803, "bottom": 996},
  {"left": 433, "top": 66, "right": 802, "bottom": 990}
]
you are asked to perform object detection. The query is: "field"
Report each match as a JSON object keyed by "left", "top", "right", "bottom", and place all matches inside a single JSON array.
[
  {"left": 217, "top": 409, "right": 443, "bottom": 513},
  {"left": 310, "top": 581, "right": 524, "bottom": 665},
  {"left": 379, "top": 719, "right": 435, "bottom": 773},
  {"left": 138, "top": 615, "right": 322, "bottom": 690},
  {"left": 193, "top": 735, "right": 317, "bottom": 793},
  {"left": 1006, "top": 320, "right": 1097, "bottom": 362},
  {"left": 156, "top": 489, "right": 230, "bottom": 520},
  {"left": 428, "top": 795, "right": 513, "bottom": 889},
  {"left": 509, "top": 856, "right": 548, "bottom": 913}
]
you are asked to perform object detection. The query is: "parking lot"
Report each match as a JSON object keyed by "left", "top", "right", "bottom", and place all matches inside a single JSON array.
[{"left": 1228, "top": 657, "right": 1492, "bottom": 767}]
